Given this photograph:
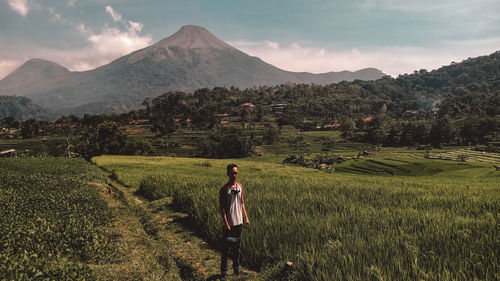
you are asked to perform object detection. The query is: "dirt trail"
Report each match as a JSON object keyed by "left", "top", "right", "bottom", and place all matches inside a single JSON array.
[{"left": 92, "top": 172, "right": 258, "bottom": 281}]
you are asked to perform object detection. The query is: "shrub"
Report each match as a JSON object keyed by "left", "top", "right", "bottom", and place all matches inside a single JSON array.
[
  {"left": 457, "top": 153, "right": 469, "bottom": 162},
  {"left": 0, "top": 158, "right": 113, "bottom": 279},
  {"left": 197, "top": 126, "right": 254, "bottom": 158}
]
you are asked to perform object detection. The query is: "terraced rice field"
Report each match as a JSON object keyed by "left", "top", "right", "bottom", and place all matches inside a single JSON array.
[
  {"left": 94, "top": 155, "right": 500, "bottom": 281},
  {"left": 429, "top": 149, "right": 500, "bottom": 164}
]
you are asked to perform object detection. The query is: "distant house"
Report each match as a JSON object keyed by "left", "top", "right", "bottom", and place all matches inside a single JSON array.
[
  {"left": 240, "top": 103, "right": 256, "bottom": 109},
  {"left": 267, "top": 103, "right": 287, "bottom": 112},
  {"left": 51, "top": 123, "right": 77, "bottom": 129},
  {"left": 405, "top": 110, "right": 419, "bottom": 115},
  {"left": 403, "top": 110, "right": 426, "bottom": 119},
  {"left": 0, "top": 149, "right": 16, "bottom": 157},
  {"left": 129, "top": 119, "right": 150, "bottom": 125},
  {"left": 220, "top": 121, "right": 230, "bottom": 127},
  {"left": 216, "top": 113, "right": 229, "bottom": 117},
  {"left": 324, "top": 122, "right": 341, "bottom": 129},
  {"left": 404, "top": 109, "right": 422, "bottom": 115},
  {"left": 364, "top": 115, "right": 373, "bottom": 122},
  {"left": 362, "top": 150, "right": 373, "bottom": 156}
]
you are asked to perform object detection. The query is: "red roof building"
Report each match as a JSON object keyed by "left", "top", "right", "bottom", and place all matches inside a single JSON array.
[
  {"left": 129, "top": 119, "right": 150, "bottom": 125},
  {"left": 324, "top": 122, "right": 341, "bottom": 128},
  {"left": 241, "top": 103, "right": 256, "bottom": 108}
]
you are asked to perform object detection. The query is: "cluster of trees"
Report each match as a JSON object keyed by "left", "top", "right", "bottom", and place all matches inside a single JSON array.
[
  {"left": 197, "top": 126, "right": 254, "bottom": 158},
  {"left": 75, "top": 121, "right": 152, "bottom": 160},
  {"left": 0, "top": 117, "right": 152, "bottom": 158},
  {"left": 193, "top": 123, "right": 280, "bottom": 158},
  {"left": 343, "top": 115, "right": 499, "bottom": 147},
  {"left": 1, "top": 117, "right": 52, "bottom": 139},
  {"left": 2, "top": 113, "right": 143, "bottom": 138}
]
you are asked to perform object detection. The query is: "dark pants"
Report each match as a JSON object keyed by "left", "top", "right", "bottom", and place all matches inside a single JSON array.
[{"left": 221, "top": 224, "right": 242, "bottom": 276}]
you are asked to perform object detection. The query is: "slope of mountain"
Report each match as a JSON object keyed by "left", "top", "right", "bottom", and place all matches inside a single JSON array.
[
  {"left": 0, "top": 59, "right": 71, "bottom": 97},
  {"left": 0, "top": 25, "right": 385, "bottom": 115},
  {"left": 0, "top": 96, "right": 55, "bottom": 121}
]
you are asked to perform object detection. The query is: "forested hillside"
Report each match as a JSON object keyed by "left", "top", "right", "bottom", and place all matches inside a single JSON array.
[
  {"left": 0, "top": 96, "right": 54, "bottom": 121},
  {"left": 137, "top": 51, "right": 499, "bottom": 148},
  {"left": 146, "top": 50, "right": 499, "bottom": 121}
]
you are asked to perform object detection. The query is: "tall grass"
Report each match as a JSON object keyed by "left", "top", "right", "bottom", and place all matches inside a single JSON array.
[{"left": 94, "top": 155, "right": 500, "bottom": 281}]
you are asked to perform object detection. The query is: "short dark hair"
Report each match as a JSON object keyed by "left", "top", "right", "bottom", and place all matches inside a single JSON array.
[{"left": 227, "top": 164, "right": 238, "bottom": 173}]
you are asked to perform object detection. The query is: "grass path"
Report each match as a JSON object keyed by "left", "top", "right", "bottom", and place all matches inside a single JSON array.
[{"left": 94, "top": 169, "right": 257, "bottom": 281}]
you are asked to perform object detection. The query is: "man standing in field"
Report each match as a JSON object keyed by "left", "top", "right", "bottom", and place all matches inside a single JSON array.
[{"left": 219, "top": 164, "right": 250, "bottom": 280}]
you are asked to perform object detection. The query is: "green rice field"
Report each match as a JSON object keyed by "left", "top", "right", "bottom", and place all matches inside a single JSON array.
[{"left": 93, "top": 155, "right": 500, "bottom": 281}]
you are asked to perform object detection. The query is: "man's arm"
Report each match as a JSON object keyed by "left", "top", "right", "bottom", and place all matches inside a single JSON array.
[
  {"left": 239, "top": 183, "right": 250, "bottom": 228},
  {"left": 221, "top": 207, "right": 231, "bottom": 231},
  {"left": 242, "top": 202, "right": 250, "bottom": 228},
  {"left": 220, "top": 186, "right": 231, "bottom": 230}
]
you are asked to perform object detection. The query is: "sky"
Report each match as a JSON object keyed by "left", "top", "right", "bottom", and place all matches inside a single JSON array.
[{"left": 1, "top": 0, "right": 499, "bottom": 79}]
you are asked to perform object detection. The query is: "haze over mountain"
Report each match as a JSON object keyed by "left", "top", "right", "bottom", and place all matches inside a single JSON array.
[
  {"left": 0, "top": 96, "right": 55, "bottom": 121},
  {"left": 0, "top": 25, "right": 385, "bottom": 116}
]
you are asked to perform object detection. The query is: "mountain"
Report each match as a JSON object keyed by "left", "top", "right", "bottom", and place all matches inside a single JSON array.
[
  {"left": 0, "top": 59, "right": 71, "bottom": 97},
  {"left": 0, "top": 25, "right": 385, "bottom": 116},
  {"left": 0, "top": 96, "right": 55, "bottom": 121}
]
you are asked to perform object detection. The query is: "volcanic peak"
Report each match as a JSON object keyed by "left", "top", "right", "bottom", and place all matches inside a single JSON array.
[{"left": 153, "top": 25, "right": 235, "bottom": 50}]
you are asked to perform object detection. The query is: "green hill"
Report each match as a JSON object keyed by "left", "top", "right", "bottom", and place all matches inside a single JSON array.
[{"left": 0, "top": 95, "right": 55, "bottom": 121}]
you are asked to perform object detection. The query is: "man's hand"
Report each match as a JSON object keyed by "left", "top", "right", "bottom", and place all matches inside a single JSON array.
[
  {"left": 225, "top": 224, "right": 231, "bottom": 231},
  {"left": 245, "top": 219, "right": 250, "bottom": 228}
]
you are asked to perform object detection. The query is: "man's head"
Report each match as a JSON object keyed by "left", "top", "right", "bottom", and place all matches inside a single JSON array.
[{"left": 227, "top": 163, "right": 238, "bottom": 180}]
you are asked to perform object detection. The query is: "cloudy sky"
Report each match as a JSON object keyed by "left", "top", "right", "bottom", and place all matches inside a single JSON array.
[{"left": 1, "top": 0, "right": 499, "bottom": 79}]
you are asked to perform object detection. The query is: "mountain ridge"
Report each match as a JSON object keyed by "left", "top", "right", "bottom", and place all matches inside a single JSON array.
[{"left": 0, "top": 25, "right": 386, "bottom": 116}]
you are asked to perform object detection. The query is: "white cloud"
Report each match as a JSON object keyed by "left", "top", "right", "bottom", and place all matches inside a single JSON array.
[
  {"left": 128, "top": 21, "right": 143, "bottom": 33},
  {"left": 67, "top": 0, "right": 76, "bottom": 7},
  {"left": 0, "top": 14, "right": 152, "bottom": 79},
  {"left": 265, "top": 41, "right": 279, "bottom": 49},
  {"left": 232, "top": 37, "right": 500, "bottom": 77},
  {"left": 8, "top": 0, "right": 30, "bottom": 17},
  {"left": 0, "top": 23, "right": 152, "bottom": 77},
  {"left": 52, "top": 12, "right": 62, "bottom": 22},
  {"left": 105, "top": 5, "right": 122, "bottom": 22},
  {"left": 76, "top": 23, "right": 88, "bottom": 35},
  {"left": 68, "top": 8, "right": 152, "bottom": 70},
  {"left": 0, "top": 59, "right": 23, "bottom": 80},
  {"left": 83, "top": 21, "right": 151, "bottom": 64},
  {"left": 47, "top": 8, "right": 63, "bottom": 23}
]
